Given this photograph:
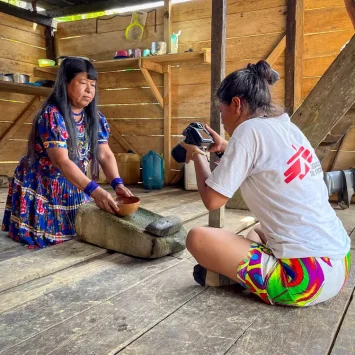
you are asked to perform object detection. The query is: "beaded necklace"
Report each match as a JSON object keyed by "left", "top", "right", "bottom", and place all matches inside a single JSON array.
[{"left": 72, "top": 112, "right": 89, "bottom": 167}]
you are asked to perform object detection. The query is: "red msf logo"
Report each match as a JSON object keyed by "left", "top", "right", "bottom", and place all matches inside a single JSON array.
[{"left": 284, "top": 145, "right": 313, "bottom": 184}]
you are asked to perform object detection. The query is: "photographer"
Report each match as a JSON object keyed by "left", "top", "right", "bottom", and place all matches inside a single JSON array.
[{"left": 181, "top": 60, "right": 351, "bottom": 307}]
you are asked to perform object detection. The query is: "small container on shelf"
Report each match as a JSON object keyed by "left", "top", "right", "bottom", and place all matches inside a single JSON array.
[
  {"left": 170, "top": 30, "right": 181, "bottom": 54},
  {"left": 38, "top": 59, "right": 56, "bottom": 67}
]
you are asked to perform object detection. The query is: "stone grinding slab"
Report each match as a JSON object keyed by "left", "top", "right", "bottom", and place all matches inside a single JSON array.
[{"left": 75, "top": 203, "right": 187, "bottom": 258}]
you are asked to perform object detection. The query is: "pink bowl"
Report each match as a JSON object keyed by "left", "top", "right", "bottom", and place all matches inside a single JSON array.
[{"left": 115, "top": 50, "right": 128, "bottom": 58}]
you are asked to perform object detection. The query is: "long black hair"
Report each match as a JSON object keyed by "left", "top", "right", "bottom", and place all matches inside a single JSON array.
[
  {"left": 26, "top": 57, "right": 100, "bottom": 178},
  {"left": 216, "top": 60, "right": 283, "bottom": 117}
]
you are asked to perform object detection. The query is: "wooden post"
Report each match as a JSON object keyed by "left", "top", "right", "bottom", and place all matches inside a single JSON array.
[
  {"left": 164, "top": 0, "right": 172, "bottom": 53},
  {"left": 45, "top": 27, "right": 56, "bottom": 61},
  {"left": 209, "top": 0, "right": 226, "bottom": 228},
  {"left": 164, "top": 65, "right": 172, "bottom": 185},
  {"left": 285, "top": 0, "right": 304, "bottom": 114},
  {"left": 164, "top": 0, "right": 172, "bottom": 185}
]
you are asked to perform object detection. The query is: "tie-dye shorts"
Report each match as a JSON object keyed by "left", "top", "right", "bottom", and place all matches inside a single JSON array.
[{"left": 236, "top": 243, "right": 351, "bottom": 306}]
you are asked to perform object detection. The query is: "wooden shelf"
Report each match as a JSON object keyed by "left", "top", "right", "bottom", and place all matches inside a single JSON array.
[
  {"left": 34, "top": 51, "right": 211, "bottom": 76},
  {"left": 0, "top": 81, "right": 52, "bottom": 96}
]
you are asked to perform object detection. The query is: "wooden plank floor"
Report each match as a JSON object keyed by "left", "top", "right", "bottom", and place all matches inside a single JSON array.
[{"left": 0, "top": 186, "right": 354, "bottom": 355}]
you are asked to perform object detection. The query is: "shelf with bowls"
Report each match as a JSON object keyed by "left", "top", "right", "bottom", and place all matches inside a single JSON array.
[
  {"left": 33, "top": 51, "right": 211, "bottom": 77},
  {"left": 0, "top": 81, "right": 52, "bottom": 96}
]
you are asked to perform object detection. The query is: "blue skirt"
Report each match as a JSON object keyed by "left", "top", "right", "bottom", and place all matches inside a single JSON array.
[{"left": 2, "top": 157, "right": 89, "bottom": 248}]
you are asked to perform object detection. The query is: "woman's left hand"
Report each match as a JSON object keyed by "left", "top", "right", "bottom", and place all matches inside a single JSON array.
[
  {"left": 180, "top": 142, "right": 205, "bottom": 164},
  {"left": 115, "top": 184, "right": 133, "bottom": 197}
]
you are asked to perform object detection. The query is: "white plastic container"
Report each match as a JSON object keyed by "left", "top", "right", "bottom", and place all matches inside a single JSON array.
[{"left": 184, "top": 152, "right": 210, "bottom": 190}]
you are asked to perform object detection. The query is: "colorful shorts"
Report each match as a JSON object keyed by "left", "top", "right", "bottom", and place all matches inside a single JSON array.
[{"left": 236, "top": 243, "right": 351, "bottom": 307}]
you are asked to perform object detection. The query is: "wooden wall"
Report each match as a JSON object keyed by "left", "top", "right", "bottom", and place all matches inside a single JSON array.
[
  {"left": 303, "top": 0, "right": 355, "bottom": 171},
  {"left": 0, "top": 0, "right": 354, "bottom": 178},
  {"left": 54, "top": 0, "right": 287, "bottom": 178},
  {"left": 0, "top": 12, "right": 47, "bottom": 176}
]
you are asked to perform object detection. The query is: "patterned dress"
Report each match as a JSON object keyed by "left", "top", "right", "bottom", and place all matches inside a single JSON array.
[{"left": 2, "top": 105, "right": 110, "bottom": 248}]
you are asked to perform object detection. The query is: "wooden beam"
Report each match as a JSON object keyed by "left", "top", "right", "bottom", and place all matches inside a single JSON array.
[
  {"left": 285, "top": 0, "right": 304, "bottom": 114},
  {"left": 31, "top": 1, "right": 37, "bottom": 13},
  {"left": 140, "top": 60, "right": 163, "bottom": 74},
  {"left": 0, "top": 96, "right": 40, "bottom": 151},
  {"left": 164, "top": 0, "right": 172, "bottom": 53},
  {"left": 209, "top": 0, "right": 226, "bottom": 228},
  {"left": 164, "top": 65, "right": 172, "bottom": 185},
  {"left": 291, "top": 35, "right": 355, "bottom": 149},
  {"left": 140, "top": 68, "right": 164, "bottom": 109},
  {"left": 45, "top": 27, "right": 56, "bottom": 61},
  {"left": 45, "top": 0, "right": 150, "bottom": 18},
  {"left": 0, "top": 1, "right": 55, "bottom": 28},
  {"left": 109, "top": 124, "right": 137, "bottom": 154},
  {"left": 266, "top": 35, "right": 286, "bottom": 66}
]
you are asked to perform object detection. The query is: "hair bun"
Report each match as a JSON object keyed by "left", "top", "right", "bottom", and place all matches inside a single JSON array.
[{"left": 248, "top": 60, "right": 280, "bottom": 85}]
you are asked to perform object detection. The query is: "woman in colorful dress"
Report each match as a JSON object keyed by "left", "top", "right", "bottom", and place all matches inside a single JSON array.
[
  {"left": 2, "top": 57, "right": 132, "bottom": 248},
  {"left": 181, "top": 60, "right": 351, "bottom": 307}
]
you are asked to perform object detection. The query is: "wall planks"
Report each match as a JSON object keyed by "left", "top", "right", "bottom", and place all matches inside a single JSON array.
[{"left": 0, "top": 0, "right": 351, "bottom": 176}]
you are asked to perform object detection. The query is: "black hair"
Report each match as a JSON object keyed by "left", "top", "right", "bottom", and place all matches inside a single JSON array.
[
  {"left": 26, "top": 57, "right": 100, "bottom": 178},
  {"left": 216, "top": 60, "right": 283, "bottom": 117}
]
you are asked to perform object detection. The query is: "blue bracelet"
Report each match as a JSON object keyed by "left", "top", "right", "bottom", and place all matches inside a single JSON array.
[
  {"left": 84, "top": 180, "right": 99, "bottom": 196},
  {"left": 111, "top": 177, "right": 124, "bottom": 190}
]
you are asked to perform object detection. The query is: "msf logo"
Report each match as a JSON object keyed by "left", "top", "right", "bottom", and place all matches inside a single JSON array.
[{"left": 284, "top": 145, "right": 313, "bottom": 184}]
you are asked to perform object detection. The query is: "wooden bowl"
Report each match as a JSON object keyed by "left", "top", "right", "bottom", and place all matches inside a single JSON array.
[{"left": 114, "top": 196, "right": 140, "bottom": 217}]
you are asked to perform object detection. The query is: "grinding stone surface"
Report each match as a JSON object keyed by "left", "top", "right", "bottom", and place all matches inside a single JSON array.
[
  {"left": 75, "top": 203, "right": 186, "bottom": 258},
  {"left": 146, "top": 216, "right": 183, "bottom": 237}
]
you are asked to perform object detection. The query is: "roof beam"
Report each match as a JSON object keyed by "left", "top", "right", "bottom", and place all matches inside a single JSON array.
[
  {"left": 45, "top": 0, "right": 153, "bottom": 18},
  {"left": 0, "top": 1, "right": 54, "bottom": 27}
]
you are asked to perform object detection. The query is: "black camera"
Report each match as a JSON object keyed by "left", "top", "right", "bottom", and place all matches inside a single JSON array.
[{"left": 171, "top": 122, "right": 214, "bottom": 163}]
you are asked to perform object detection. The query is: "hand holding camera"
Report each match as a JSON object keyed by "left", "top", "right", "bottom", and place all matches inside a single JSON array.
[
  {"left": 204, "top": 124, "right": 228, "bottom": 154},
  {"left": 171, "top": 122, "right": 227, "bottom": 164}
]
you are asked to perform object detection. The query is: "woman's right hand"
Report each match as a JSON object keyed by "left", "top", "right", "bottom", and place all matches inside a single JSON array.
[
  {"left": 205, "top": 124, "right": 228, "bottom": 153},
  {"left": 91, "top": 187, "right": 120, "bottom": 215}
]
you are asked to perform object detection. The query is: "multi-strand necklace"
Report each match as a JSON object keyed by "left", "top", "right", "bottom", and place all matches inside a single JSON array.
[{"left": 72, "top": 110, "right": 89, "bottom": 165}]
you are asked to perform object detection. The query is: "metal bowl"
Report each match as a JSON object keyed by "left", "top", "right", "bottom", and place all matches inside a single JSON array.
[
  {"left": 12, "top": 73, "right": 30, "bottom": 83},
  {"left": 0, "top": 75, "right": 13, "bottom": 82}
]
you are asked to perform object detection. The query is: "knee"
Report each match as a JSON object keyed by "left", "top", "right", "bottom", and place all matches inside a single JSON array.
[{"left": 186, "top": 227, "right": 205, "bottom": 253}]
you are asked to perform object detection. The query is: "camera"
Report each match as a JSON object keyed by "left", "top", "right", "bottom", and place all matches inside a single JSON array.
[{"left": 171, "top": 122, "right": 214, "bottom": 163}]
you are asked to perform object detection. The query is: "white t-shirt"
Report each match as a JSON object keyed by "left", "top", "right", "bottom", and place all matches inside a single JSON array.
[{"left": 206, "top": 114, "right": 350, "bottom": 259}]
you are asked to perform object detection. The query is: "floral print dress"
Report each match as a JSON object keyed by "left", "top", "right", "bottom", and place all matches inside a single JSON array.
[{"left": 2, "top": 105, "right": 110, "bottom": 248}]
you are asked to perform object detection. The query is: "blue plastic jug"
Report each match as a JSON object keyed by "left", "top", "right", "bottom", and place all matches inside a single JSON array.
[{"left": 142, "top": 150, "right": 164, "bottom": 190}]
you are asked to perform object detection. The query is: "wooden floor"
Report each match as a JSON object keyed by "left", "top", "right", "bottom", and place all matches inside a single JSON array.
[{"left": 0, "top": 185, "right": 354, "bottom": 355}]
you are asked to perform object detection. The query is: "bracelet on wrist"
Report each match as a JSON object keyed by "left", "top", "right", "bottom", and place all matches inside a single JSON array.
[
  {"left": 111, "top": 177, "right": 124, "bottom": 190},
  {"left": 191, "top": 148, "right": 206, "bottom": 159},
  {"left": 84, "top": 180, "right": 99, "bottom": 196}
]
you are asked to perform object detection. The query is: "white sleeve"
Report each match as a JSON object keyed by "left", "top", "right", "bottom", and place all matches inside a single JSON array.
[{"left": 205, "top": 137, "right": 254, "bottom": 198}]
